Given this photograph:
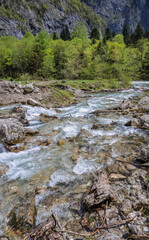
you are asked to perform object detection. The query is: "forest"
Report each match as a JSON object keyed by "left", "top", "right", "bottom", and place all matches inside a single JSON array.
[{"left": 0, "top": 22, "right": 149, "bottom": 88}]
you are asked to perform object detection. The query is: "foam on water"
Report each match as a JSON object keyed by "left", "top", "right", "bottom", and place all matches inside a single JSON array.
[
  {"left": 24, "top": 105, "right": 57, "bottom": 121},
  {"left": 49, "top": 170, "right": 75, "bottom": 187}
]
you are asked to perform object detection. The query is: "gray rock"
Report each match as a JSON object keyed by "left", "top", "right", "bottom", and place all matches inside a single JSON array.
[
  {"left": 140, "top": 114, "right": 149, "bottom": 128},
  {"left": 82, "top": 0, "right": 149, "bottom": 33},
  {"left": 24, "top": 84, "right": 34, "bottom": 93},
  {"left": 9, "top": 82, "right": 15, "bottom": 88},
  {"left": 27, "top": 98, "right": 41, "bottom": 106},
  {"left": 138, "top": 96, "right": 149, "bottom": 112},
  {"left": 119, "top": 100, "right": 134, "bottom": 110},
  {"left": 75, "top": 89, "right": 85, "bottom": 98},
  {"left": 128, "top": 212, "right": 149, "bottom": 235},
  {"left": 131, "top": 118, "right": 140, "bottom": 126},
  {"left": 0, "top": 118, "right": 24, "bottom": 145}
]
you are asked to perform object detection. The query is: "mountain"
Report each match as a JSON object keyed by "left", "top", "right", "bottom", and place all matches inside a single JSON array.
[
  {"left": 0, "top": 0, "right": 105, "bottom": 39},
  {"left": 0, "top": 0, "right": 149, "bottom": 39},
  {"left": 81, "top": 0, "right": 149, "bottom": 33}
]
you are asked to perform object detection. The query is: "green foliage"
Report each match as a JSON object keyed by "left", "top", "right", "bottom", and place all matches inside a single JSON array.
[
  {"left": 71, "top": 22, "right": 89, "bottom": 42},
  {"left": 0, "top": 24, "right": 148, "bottom": 87}
]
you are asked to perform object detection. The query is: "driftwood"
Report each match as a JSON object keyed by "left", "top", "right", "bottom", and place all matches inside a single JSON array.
[
  {"left": 82, "top": 170, "right": 114, "bottom": 210},
  {"left": 23, "top": 214, "right": 64, "bottom": 240}
]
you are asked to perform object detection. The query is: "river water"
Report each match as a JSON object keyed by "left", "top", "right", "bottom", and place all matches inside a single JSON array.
[{"left": 0, "top": 81, "right": 149, "bottom": 238}]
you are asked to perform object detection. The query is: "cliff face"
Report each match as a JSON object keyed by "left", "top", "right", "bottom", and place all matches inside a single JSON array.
[
  {"left": 0, "top": 0, "right": 149, "bottom": 38},
  {"left": 81, "top": 0, "right": 149, "bottom": 32},
  {"left": 0, "top": 0, "right": 105, "bottom": 39}
]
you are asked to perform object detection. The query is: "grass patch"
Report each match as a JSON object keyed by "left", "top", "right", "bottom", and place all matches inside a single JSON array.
[{"left": 48, "top": 87, "right": 74, "bottom": 107}]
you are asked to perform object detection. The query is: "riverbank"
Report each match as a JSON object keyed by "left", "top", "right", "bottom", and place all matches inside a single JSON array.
[
  {"left": 0, "top": 79, "right": 132, "bottom": 108},
  {"left": 0, "top": 81, "right": 149, "bottom": 240}
]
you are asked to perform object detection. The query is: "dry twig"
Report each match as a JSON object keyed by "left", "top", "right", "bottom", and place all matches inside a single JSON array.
[{"left": 60, "top": 208, "right": 143, "bottom": 237}]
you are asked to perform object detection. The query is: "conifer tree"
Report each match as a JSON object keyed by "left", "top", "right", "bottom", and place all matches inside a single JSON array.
[
  {"left": 145, "top": 30, "right": 149, "bottom": 39},
  {"left": 60, "top": 25, "right": 70, "bottom": 41},
  {"left": 53, "top": 32, "right": 59, "bottom": 40},
  {"left": 135, "top": 22, "right": 144, "bottom": 40},
  {"left": 103, "top": 27, "right": 112, "bottom": 43},
  {"left": 90, "top": 27, "right": 100, "bottom": 40},
  {"left": 123, "top": 24, "right": 130, "bottom": 45}
]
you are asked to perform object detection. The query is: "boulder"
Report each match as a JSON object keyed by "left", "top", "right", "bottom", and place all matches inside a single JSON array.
[
  {"left": 138, "top": 96, "right": 149, "bottom": 112},
  {"left": 119, "top": 100, "right": 134, "bottom": 110},
  {"left": 140, "top": 145, "right": 149, "bottom": 162},
  {"left": 24, "top": 84, "right": 34, "bottom": 93},
  {"left": 27, "top": 98, "right": 41, "bottom": 106},
  {"left": 0, "top": 118, "right": 24, "bottom": 145},
  {"left": 140, "top": 114, "right": 149, "bottom": 128}
]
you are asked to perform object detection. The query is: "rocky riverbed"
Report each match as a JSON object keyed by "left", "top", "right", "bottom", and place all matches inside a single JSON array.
[{"left": 0, "top": 81, "right": 149, "bottom": 240}]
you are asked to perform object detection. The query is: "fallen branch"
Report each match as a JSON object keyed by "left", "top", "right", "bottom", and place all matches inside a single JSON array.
[
  {"left": 52, "top": 212, "right": 67, "bottom": 240},
  {"left": 60, "top": 209, "right": 143, "bottom": 237}
]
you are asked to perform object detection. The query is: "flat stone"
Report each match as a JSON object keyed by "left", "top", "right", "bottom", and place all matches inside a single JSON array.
[
  {"left": 27, "top": 98, "right": 41, "bottom": 106},
  {"left": 109, "top": 173, "right": 126, "bottom": 181}
]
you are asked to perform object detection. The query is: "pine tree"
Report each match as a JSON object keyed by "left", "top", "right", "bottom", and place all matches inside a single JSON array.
[
  {"left": 123, "top": 24, "right": 130, "bottom": 45},
  {"left": 60, "top": 26, "right": 70, "bottom": 41},
  {"left": 103, "top": 27, "right": 112, "bottom": 43},
  {"left": 65, "top": 25, "right": 70, "bottom": 40},
  {"left": 135, "top": 22, "right": 144, "bottom": 40},
  {"left": 145, "top": 30, "right": 149, "bottom": 39},
  {"left": 90, "top": 27, "right": 100, "bottom": 40},
  {"left": 53, "top": 32, "right": 59, "bottom": 40}
]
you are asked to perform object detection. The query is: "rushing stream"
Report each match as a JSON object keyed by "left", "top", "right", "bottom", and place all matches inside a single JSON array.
[{"left": 0, "top": 81, "right": 149, "bottom": 238}]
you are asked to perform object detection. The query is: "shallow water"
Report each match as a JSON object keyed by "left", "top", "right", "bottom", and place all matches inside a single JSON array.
[{"left": 0, "top": 81, "right": 149, "bottom": 237}]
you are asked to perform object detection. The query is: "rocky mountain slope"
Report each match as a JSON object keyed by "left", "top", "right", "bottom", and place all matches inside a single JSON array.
[
  {"left": 0, "top": 0, "right": 105, "bottom": 39},
  {"left": 82, "top": 0, "right": 149, "bottom": 33},
  {"left": 0, "top": 0, "right": 149, "bottom": 38}
]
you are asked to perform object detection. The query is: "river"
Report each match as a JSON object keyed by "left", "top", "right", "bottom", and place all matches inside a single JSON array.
[{"left": 0, "top": 81, "right": 149, "bottom": 238}]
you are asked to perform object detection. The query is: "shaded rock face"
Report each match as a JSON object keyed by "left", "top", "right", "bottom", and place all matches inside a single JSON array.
[
  {"left": 82, "top": 0, "right": 149, "bottom": 32},
  {"left": 0, "top": 118, "right": 24, "bottom": 145}
]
